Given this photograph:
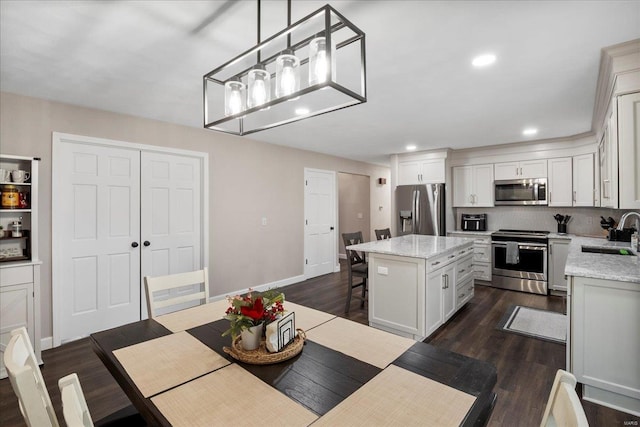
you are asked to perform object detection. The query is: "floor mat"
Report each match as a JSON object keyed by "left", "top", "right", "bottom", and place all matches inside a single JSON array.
[{"left": 497, "top": 305, "right": 566, "bottom": 344}]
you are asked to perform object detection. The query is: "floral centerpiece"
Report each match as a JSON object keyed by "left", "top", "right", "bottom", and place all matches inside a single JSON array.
[{"left": 222, "top": 289, "right": 285, "bottom": 349}]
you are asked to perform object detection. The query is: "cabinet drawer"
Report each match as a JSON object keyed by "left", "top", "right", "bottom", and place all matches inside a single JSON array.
[
  {"left": 0, "top": 265, "right": 33, "bottom": 287},
  {"left": 473, "top": 244, "right": 491, "bottom": 263},
  {"left": 456, "top": 277, "right": 474, "bottom": 308},
  {"left": 473, "top": 263, "right": 491, "bottom": 281},
  {"left": 427, "top": 252, "right": 457, "bottom": 272},
  {"left": 456, "top": 255, "right": 473, "bottom": 283}
]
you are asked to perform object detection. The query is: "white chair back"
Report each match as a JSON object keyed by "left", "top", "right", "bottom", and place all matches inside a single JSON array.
[
  {"left": 3, "top": 327, "right": 59, "bottom": 427},
  {"left": 144, "top": 267, "right": 209, "bottom": 318},
  {"left": 59, "top": 373, "right": 94, "bottom": 427},
  {"left": 540, "top": 369, "right": 589, "bottom": 427}
]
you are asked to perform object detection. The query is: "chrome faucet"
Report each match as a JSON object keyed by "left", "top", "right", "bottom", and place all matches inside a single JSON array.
[{"left": 617, "top": 212, "right": 640, "bottom": 231}]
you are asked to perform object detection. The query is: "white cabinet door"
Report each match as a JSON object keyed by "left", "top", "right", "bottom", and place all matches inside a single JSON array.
[
  {"left": 618, "top": 92, "right": 640, "bottom": 209},
  {"left": 56, "top": 142, "right": 141, "bottom": 344},
  {"left": 573, "top": 154, "right": 594, "bottom": 207},
  {"left": 425, "top": 268, "right": 444, "bottom": 336},
  {"left": 548, "top": 157, "right": 573, "bottom": 207},
  {"left": 0, "top": 281, "right": 34, "bottom": 378},
  {"left": 473, "top": 164, "right": 494, "bottom": 206},
  {"left": 140, "top": 152, "right": 203, "bottom": 318},
  {"left": 549, "top": 240, "right": 569, "bottom": 291},
  {"left": 442, "top": 263, "right": 456, "bottom": 321},
  {"left": 520, "top": 159, "right": 547, "bottom": 178},
  {"left": 453, "top": 166, "right": 473, "bottom": 207},
  {"left": 397, "top": 161, "right": 420, "bottom": 185},
  {"left": 494, "top": 162, "right": 519, "bottom": 180},
  {"left": 420, "top": 159, "right": 445, "bottom": 183}
]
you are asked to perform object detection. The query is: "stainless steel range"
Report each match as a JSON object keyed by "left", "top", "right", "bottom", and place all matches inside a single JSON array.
[{"left": 491, "top": 229, "right": 549, "bottom": 295}]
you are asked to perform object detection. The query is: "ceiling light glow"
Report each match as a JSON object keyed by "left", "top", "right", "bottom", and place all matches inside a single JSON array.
[
  {"left": 472, "top": 54, "right": 496, "bottom": 67},
  {"left": 522, "top": 128, "right": 538, "bottom": 136},
  {"left": 406, "top": 144, "right": 417, "bottom": 151}
]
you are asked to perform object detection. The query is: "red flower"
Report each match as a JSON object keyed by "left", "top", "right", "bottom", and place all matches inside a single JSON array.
[{"left": 240, "top": 297, "right": 264, "bottom": 321}]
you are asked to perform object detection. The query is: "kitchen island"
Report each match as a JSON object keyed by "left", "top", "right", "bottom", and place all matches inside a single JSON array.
[
  {"left": 563, "top": 235, "right": 640, "bottom": 416},
  {"left": 347, "top": 234, "right": 474, "bottom": 340}
]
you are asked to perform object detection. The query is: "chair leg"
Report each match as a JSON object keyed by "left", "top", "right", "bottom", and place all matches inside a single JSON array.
[
  {"left": 360, "top": 278, "right": 367, "bottom": 308},
  {"left": 345, "top": 272, "right": 353, "bottom": 313}
]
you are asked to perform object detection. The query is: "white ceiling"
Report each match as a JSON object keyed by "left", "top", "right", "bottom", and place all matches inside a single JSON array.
[{"left": 1, "top": 1, "right": 639, "bottom": 165}]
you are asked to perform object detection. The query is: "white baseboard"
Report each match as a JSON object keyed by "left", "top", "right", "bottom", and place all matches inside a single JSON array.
[
  {"left": 209, "top": 274, "right": 306, "bottom": 302},
  {"left": 41, "top": 336, "right": 53, "bottom": 351},
  {"left": 334, "top": 263, "right": 341, "bottom": 272}
]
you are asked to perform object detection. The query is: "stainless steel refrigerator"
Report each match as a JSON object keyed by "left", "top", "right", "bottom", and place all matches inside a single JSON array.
[{"left": 396, "top": 184, "right": 446, "bottom": 236}]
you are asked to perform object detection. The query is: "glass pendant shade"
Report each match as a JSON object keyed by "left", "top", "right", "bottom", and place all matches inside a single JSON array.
[
  {"left": 224, "top": 78, "right": 246, "bottom": 116},
  {"left": 275, "top": 49, "right": 300, "bottom": 98},
  {"left": 247, "top": 64, "right": 271, "bottom": 109},
  {"left": 309, "top": 37, "right": 336, "bottom": 86}
]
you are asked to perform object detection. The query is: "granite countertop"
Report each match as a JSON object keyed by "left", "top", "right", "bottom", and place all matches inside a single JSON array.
[
  {"left": 347, "top": 234, "right": 474, "bottom": 260},
  {"left": 447, "top": 230, "right": 495, "bottom": 236},
  {"left": 564, "top": 235, "right": 639, "bottom": 284}
]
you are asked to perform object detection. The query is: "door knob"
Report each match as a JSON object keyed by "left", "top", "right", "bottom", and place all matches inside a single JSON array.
[
  {"left": 131, "top": 242, "right": 139, "bottom": 248},
  {"left": 143, "top": 241, "right": 151, "bottom": 247},
  {"left": 330, "top": 227, "right": 334, "bottom": 230}
]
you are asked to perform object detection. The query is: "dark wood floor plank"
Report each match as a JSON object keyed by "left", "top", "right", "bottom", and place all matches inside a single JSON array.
[{"left": 2, "top": 261, "right": 638, "bottom": 427}]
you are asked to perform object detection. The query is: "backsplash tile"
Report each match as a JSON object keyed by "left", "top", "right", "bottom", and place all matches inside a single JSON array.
[{"left": 453, "top": 207, "right": 638, "bottom": 237}]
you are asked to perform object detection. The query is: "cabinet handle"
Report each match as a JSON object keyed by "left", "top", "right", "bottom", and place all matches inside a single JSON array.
[
  {"left": 573, "top": 191, "right": 576, "bottom": 202},
  {"left": 468, "top": 194, "right": 473, "bottom": 203},
  {"left": 131, "top": 242, "right": 139, "bottom": 248},
  {"left": 520, "top": 167, "right": 523, "bottom": 175},
  {"left": 549, "top": 245, "right": 553, "bottom": 255},
  {"left": 459, "top": 293, "right": 465, "bottom": 298},
  {"left": 459, "top": 268, "right": 466, "bottom": 274},
  {"left": 143, "top": 241, "right": 151, "bottom": 247},
  {"left": 432, "top": 261, "right": 441, "bottom": 266},
  {"left": 448, "top": 254, "right": 455, "bottom": 259},
  {"left": 515, "top": 167, "right": 518, "bottom": 176}
]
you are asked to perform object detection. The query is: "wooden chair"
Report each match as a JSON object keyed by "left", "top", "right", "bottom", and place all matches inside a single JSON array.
[
  {"left": 4, "top": 327, "right": 59, "bottom": 427},
  {"left": 342, "top": 232, "right": 368, "bottom": 313},
  {"left": 540, "top": 370, "right": 589, "bottom": 427},
  {"left": 144, "top": 268, "right": 209, "bottom": 318},
  {"left": 375, "top": 228, "right": 392, "bottom": 240}
]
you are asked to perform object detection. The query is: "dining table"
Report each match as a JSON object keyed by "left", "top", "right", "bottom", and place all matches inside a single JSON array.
[{"left": 90, "top": 300, "right": 497, "bottom": 426}]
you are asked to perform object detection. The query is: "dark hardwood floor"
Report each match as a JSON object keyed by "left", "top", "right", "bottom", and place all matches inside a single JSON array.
[{"left": 2, "top": 262, "right": 638, "bottom": 426}]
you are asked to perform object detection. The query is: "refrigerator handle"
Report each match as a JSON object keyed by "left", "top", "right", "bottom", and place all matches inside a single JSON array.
[
  {"left": 414, "top": 189, "right": 420, "bottom": 234},
  {"left": 433, "top": 185, "right": 440, "bottom": 236}
]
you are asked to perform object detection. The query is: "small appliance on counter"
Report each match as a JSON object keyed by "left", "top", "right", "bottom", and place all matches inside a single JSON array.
[
  {"left": 608, "top": 228, "right": 636, "bottom": 242},
  {"left": 461, "top": 213, "right": 487, "bottom": 231}
]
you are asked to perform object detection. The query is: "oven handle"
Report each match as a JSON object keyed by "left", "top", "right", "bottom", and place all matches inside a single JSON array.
[{"left": 491, "top": 242, "right": 547, "bottom": 250}]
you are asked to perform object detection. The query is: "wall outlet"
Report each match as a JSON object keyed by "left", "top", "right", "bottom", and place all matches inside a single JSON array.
[
  {"left": 377, "top": 266, "right": 389, "bottom": 275},
  {"left": 261, "top": 217, "right": 267, "bottom": 226},
  {"left": 357, "top": 212, "right": 363, "bottom": 219}
]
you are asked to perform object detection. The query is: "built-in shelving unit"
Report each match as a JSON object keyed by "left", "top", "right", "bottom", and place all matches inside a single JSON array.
[{"left": 0, "top": 154, "right": 41, "bottom": 378}]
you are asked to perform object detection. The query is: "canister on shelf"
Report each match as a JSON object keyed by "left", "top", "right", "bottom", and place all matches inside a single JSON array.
[{"left": 1, "top": 185, "right": 19, "bottom": 208}]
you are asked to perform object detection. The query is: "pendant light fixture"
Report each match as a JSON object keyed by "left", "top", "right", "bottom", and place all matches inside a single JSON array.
[{"left": 204, "top": 0, "right": 367, "bottom": 136}]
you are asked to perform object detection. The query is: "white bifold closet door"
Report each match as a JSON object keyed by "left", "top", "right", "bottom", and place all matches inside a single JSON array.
[{"left": 55, "top": 139, "right": 202, "bottom": 345}]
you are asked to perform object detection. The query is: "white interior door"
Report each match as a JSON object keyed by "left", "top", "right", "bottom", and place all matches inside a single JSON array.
[
  {"left": 140, "top": 152, "right": 202, "bottom": 318},
  {"left": 54, "top": 141, "right": 141, "bottom": 344},
  {"left": 304, "top": 168, "right": 336, "bottom": 279}
]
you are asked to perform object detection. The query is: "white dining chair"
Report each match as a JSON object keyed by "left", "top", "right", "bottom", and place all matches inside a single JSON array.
[
  {"left": 540, "top": 369, "right": 589, "bottom": 427},
  {"left": 4, "top": 327, "right": 59, "bottom": 427},
  {"left": 144, "top": 267, "right": 209, "bottom": 318},
  {"left": 59, "top": 373, "right": 93, "bottom": 427}
]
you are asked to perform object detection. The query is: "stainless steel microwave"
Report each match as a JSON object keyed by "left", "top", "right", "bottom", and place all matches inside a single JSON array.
[{"left": 494, "top": 178, "right": 548, "bottom": 205}]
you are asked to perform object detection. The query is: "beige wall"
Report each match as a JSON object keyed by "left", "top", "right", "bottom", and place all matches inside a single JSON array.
[
  {"left": 338, "top": 173, "right": 371, "bottom": 256},
  {"left": 0, "top": 92, "right": 390, "bottom": 340}
]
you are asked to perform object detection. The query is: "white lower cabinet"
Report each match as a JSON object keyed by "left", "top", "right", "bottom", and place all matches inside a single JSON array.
[
  {"left": 569, "top": 276, "right": 640, "bottom": 415},
  {"left": 448, "top": 233, "right": 491, "bottom": 282},
  {"left": 548, "top": 239, "right": 570, "bottom": 292},
  {"left": 368, "top": 243, "right": 474, "bottom": 340},
  {"left": 0, "top": 263, "right": 41, "bottom": 379}
]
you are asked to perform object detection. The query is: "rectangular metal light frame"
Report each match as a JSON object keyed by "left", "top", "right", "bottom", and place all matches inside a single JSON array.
[{"left": 203, "top": 4, "right": 366, "bottom": 136}]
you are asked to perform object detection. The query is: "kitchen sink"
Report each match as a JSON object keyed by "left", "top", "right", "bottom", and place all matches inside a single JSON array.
[{"left": 581, "top": 246, "right": 636, "bottom": 256}]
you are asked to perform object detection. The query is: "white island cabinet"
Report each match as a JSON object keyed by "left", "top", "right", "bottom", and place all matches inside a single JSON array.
[{"left": 347, "top": 234, "right": 474, "bottom": 341}]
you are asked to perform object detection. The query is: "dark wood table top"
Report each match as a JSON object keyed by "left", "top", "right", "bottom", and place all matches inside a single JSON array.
[{"left": 91, "top": 315, "right": 497, "bottom": 426}]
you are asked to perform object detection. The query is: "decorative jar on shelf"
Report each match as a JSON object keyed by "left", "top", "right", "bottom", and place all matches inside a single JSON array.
[{"left": 1, "top": 185, "right": 19, "bottom": 208}]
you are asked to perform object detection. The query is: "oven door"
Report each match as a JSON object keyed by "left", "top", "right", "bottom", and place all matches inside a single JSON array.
[{"left": 492, "top": 242, "right": 547, "bottom": 281}]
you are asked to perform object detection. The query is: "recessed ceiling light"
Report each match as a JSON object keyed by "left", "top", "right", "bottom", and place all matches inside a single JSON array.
[
  {"left": 472, "top": 54, "right": 496, "bottom": 68},
  {"left": 406, "top": 144, "right": 417, "bottom": 151},
  {"left": 295, "top": 107, "right": 310, "bottom": 115},
  {"left": 522, "top": 128, "right": 538, "bottom": 136}
]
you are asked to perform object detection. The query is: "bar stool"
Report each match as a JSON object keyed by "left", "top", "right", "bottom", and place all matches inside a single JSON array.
[{"left": 342, "top": 231, "right": 368, "bottom": 313}]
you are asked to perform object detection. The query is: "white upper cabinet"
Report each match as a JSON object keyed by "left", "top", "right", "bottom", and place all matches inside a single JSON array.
[
  {"left": 398, "top": 158, "right": 445, "bottom": 185},
  {"left": 453, "top": 164, "right": 493, "bottom": 207},
  {"left": 618, "top": 92, "right": 640, "bottom": 209},
  {"left": 573, "top": 153, "right": 595, "bottom": 207},
  {"left": 494, "top": 159, "right": 547, "bottom": 180},
  {"left": 548, "top": 157, "right": 573, "bottom": 207}
]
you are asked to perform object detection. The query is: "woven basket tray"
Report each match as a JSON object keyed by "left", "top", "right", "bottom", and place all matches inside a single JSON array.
[{"left": 223, "top": 329, "right": 306, "bottom": 365}]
